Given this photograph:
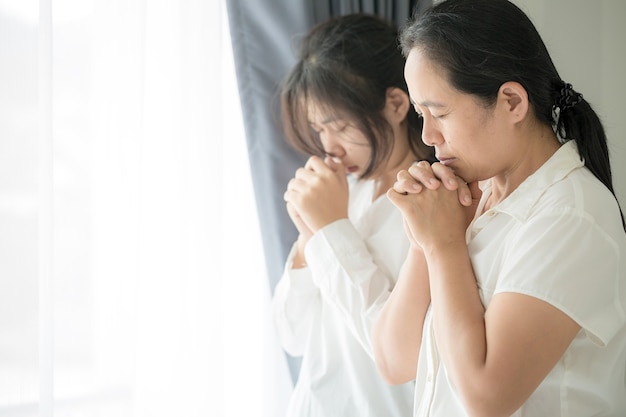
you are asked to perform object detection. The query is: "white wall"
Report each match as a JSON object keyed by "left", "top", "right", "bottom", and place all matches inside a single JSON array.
[{"left": 512, "top": 0, "right": 626, "bottom": 205}]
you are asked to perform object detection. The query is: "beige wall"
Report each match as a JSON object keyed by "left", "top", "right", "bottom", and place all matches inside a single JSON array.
[{"left": 512, "top": 0, "right": 626, "bottom": 205}]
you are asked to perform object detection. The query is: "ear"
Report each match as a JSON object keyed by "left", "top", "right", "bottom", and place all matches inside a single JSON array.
[
  {"left": 497, "top": 81, "right": 529, "bottom": 124},
  {"left": 383, "top": 87, "right": 411, "bottom": 124}
]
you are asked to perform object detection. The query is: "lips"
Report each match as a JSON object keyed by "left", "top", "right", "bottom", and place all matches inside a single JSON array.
[
  {"left": 345, "top": 165, "right": 359, "bottom": 174},
  {"left": 437, "top": 157, "right": 456, "bottom": 166}
]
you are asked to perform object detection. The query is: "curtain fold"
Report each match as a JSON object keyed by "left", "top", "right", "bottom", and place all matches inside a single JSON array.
[
  {"left": 1, "top": 1, "right": 273, "bottom": 416},
  {"left": 37, "top": 1, "right": 54, "bottom": 416},
  {"left": 313, "top": 0, "right": 427, "bottom": 26},
  {"left": 225, "top": 0, "right": 431, "bottom": 386}
]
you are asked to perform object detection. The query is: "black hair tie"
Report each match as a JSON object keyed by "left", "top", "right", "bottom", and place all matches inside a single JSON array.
[
  {"left": 555, "top": 82, "right": 583, "bottom": 111},
  {"left": 552, "top": 82, "right": 583, "bottom": 141}
]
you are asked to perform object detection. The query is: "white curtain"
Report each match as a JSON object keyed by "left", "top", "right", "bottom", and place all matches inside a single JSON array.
[{"left": 0, "top": 0, "right": 291, "bottom": 416}]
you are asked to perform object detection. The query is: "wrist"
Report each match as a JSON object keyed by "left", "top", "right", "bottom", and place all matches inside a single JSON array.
[
  {"left": 292, "top": 235, "right": 310, "bottom": 269},
  {"left": 291, "top": 259, "right": 308, "bottom": 269},
  {"left": 423, "top": 238, "right": 466, "bottom": 263}
]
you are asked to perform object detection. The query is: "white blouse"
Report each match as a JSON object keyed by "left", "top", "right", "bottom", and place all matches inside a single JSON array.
[
  {"left": 414, "top": 141, "right": 626, "bottom": 416},
  {"left": 273, "top": 176, "right": 415, "bottom": 417}
]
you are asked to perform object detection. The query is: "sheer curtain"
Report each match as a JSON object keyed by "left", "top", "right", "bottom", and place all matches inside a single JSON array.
[{"left": 0, "top": 0, "right": 290, "bottom": 416}]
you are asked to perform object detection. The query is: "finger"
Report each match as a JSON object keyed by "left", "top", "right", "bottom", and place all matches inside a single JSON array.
[
  {"left": 331, "top": 159, "right": 349, "bottom": 187},
  {"left": 430, "top": 162, "right": 461, "bottom": 191},
  {"left": 284, "top": 178, "right": 305, "bottom": 201},
  {"left": 285, "top": 201, "right": 300, "bottom": 219},
  {"left": 392, "top": 180, "right": 423, "bottom": 194},
  {"left": 386, "top": 187, "right": 404, "bottom": 205},
  {"left": 323, "top": 156, "right": 348, "bottom": 187},
  {"left": 468, "top": 181, "right": 482, "bottom": 203},
  {"left": 305, "top": 155, "right": 331, "bottom": 173},
  {"left": 386, "top": 187, "right": 416, "bottom": 214},
  {"left": 323, "top": 155, "right": 341, "bottom": 172},
  {"left": 286, "top": 202, "right": 312, "bottom": 236},
  {"left": 407, "top": 162, "right": 441, "bottom": 190},
  {"left": 456, "top": 181, "right": 473, "bottom": 206},
  {"left": 393, "top": 170, "right": 423, "bottom": 194},
  {"left": 293, "top": 167, "right": 317, "bottom": 182},
  {"left": 429, "top": 163, "right": 475, "bottom": 206}
]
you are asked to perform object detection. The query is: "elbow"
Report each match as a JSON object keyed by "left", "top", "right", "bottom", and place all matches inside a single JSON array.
[
  {"left": 463, "top": 404, "right": 517, "bottom": 417},
  {"left": 455, "top": 379, "right": 525, "bottom": 417},
  {"left": 371, "top": 322, "right": 418, "bottom": 385},
  {"left": 374, "top": 356, "right": 416, "bottom": 385},
  {"left": 273, "top": 317, "right": 306, "bottom": 357}
]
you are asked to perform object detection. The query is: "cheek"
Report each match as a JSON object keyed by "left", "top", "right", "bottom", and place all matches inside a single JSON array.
[
  {"left": 358, "top": 146, "right": 374, "bottom": 163},
  {"left": 344, "top": 146, "right": 367, "bottom": 164},
  {"left": 319, "top": 135, "right": 334, "bottom": 151}
]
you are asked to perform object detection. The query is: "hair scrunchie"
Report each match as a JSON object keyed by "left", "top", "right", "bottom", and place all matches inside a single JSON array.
[
  {"left": 553, "top": 81, "right": 583, "bottom": 141},
  {"left": 555, "top": 82, "right": 583, "bottom": 112}
]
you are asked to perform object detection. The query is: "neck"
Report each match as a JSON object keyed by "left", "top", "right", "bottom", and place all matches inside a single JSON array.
[
  {"left": 486, "top": 124, "right": 560, "bottom": 210},
  {"left": 373, "top": 142, "right": 416, "bottom": 201}
]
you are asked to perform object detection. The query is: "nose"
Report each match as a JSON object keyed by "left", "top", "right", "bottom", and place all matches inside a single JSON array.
[
  {"left": 420, "top": 115, "right": 443, "bottom": 147},
  {"left": 320, "top": 131, "right": 345, "bottom": 158}
]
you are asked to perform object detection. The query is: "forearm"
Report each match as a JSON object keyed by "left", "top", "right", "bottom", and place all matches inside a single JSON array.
[
  {"left": 425, "top": 241, "right": 489, "bottom": 411},
  {"left": 372, "top": 246, "right": 431, "bottom": 385},
  {"left": 290, "top": 234, "right": 309, "bottom": 269},
  {"left": 273, "top": 246, "right": 320, "bottom": 356},
  {"left": 307, "top": 219, "right": 409, "bottom": 358}
]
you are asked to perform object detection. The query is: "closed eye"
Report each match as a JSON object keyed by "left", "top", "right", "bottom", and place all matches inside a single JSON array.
[
  {"left": 409, "top": 98, "right": 422, "bottom": 117},
  {"left": 329, "top": 121, "right": 348, "bottom": 132},
  {"left": 431, "top": 112, "right": 449, "bottom": 119}
]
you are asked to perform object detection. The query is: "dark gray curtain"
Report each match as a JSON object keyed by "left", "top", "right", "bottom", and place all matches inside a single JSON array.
[{"left": 225, "top": 0, "right": 432, "bottom": 385}]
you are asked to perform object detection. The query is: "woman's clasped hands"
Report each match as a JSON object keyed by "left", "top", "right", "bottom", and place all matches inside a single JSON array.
[
  {"left": 283, "top": 155, "right": 350, "bottom": 242},
  {"left": 387, "top": 161, "right": 481, "bottom": 250}
]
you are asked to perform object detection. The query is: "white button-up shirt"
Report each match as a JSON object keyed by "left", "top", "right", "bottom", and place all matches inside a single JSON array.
[
  {"left": 414, "top": 141, "right": 626, "bottom": 416},
  {"left": 273, "top": 176, "right": 415, "bottom": 417}
]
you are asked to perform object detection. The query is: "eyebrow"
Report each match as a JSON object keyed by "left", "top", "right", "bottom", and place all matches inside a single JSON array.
[
  {"left": 320, "top": 116, "right": 339, "bottom": 124},
  {"left": 409, "top": 97, "right": 446, "bottom": 108},
  {"left": 309, "top": 117, "right": 340, "bottom": 130}
]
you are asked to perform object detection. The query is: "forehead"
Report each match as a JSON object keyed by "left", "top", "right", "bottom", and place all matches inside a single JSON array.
[
  {"left": 305, "top": 100, "right": 326, "bottom": 122},
  {"left": 306, "top": 99, "right": 345, "bottom": 124},
  {"left": 403, "top": 49, "right": 454, "bottom": 106}
]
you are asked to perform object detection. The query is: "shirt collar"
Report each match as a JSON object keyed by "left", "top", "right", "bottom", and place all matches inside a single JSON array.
[{"left": 482, "top": 140, "right": 584, "bottom": 221}]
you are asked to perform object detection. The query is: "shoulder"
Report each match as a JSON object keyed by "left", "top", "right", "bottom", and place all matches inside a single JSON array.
[{"left": 532, "top": 166, "right": 623, "bottom": 236}]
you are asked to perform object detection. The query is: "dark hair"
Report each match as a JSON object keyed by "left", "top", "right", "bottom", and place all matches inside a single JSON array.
[
  {"left": 400, "top": 0, "right": 624, "bottom": 228},
  {"left": 281, "top": 13, "right": 433, "bottom": 179}
]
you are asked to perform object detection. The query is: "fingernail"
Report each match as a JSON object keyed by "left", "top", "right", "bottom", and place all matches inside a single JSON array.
[{"left": 464, "top": 194, "right": 472, "bottom": 204}]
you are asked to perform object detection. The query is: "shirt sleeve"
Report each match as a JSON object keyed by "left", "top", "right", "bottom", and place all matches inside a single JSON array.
[
  {"left": 272, "top": 243, "right": 321, "bottom": 357},
  {"left": 305, "top": 218, "right": 405, "bottom": 358},
  {"left": 494, "top": 209, "right": 626, "bottom": 346}
]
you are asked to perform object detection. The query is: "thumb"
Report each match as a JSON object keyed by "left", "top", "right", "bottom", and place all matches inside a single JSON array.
[
  {"left": 468, "top": 181, "right": 482, "bottom": 202},
  {"left": 325, "top": 156, "right": 349, "bottom": 185},
  {"left": 323, "top": 155, "right": 341, "bottom": 172}
]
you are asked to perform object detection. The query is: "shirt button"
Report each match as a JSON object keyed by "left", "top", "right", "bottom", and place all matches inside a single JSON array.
[
  {"left": 486, "top": 210, "right": 495, "bottom": 217},
  {"left": 427, "top": 374, "right": 433, "bottom": 382}
]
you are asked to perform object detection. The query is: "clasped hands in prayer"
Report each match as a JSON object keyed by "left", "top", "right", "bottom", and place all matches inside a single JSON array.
[
  {"left": 283, "top": 155, "right": 350, "bottom": 254},
  {"left": 387, "top": 161, "right": 481, "bottom": 251},
  {"left": 284, "top": 156, "right": 483, "bottom": 255}
]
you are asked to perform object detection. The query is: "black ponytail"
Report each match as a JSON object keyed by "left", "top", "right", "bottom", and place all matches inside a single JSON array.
[{"left": 553, "top": 84, "right": 626, "bottom": 229}]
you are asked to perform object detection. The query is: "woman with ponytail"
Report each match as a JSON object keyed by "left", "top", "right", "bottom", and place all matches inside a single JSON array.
[{"left": 371, "top": 1, "right": 626, "bottom": 416}]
